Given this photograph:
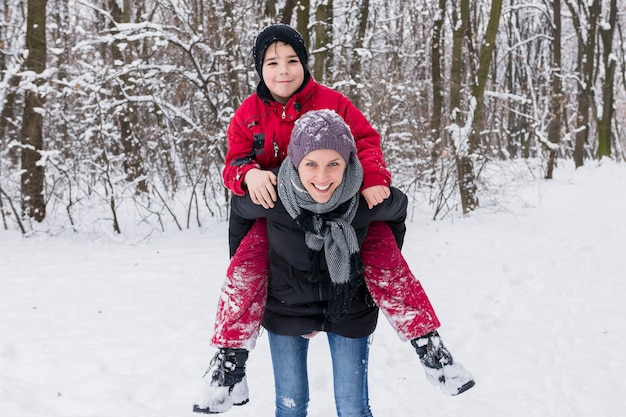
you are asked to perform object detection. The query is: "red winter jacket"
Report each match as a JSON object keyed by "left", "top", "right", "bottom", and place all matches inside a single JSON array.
[{"left": 222, "top": 78, "right": 391, "bottom": 195}]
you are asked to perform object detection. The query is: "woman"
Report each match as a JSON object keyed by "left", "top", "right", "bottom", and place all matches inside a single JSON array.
[
  {"left": 199, "top": 110, "right": 474, "bottom": 416},
  {"left": 194, "top": 25, "right": 473, "bottom": 415}
]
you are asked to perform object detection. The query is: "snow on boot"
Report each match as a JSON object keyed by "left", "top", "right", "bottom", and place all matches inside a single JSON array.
[
  {"left": 411, "top": 331, "right": 475, "bottom": 396},
  {"left": 193, "top": 348, "right": 250, "bottom": 414}
]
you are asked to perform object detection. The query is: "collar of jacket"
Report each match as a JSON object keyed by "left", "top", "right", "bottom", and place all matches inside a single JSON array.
[{"left": 256, "top": 70, "right": 312, "bottom": 106}]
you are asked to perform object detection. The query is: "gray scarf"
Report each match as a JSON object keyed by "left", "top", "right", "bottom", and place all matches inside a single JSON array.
[{"left": 277, "top": 155, "right": 364, "bottom": 321}]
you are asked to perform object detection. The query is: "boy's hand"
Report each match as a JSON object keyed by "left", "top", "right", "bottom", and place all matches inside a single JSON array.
[
  {"left": 244, "top": 168, "right": 278, "bottom": 208},
  {"left": 361, "top": 185, "right": 391, "bottom": 209}
]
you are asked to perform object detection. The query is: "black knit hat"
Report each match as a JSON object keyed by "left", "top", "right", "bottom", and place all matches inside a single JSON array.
[
  {"left": 288, "top": 110, "right": 357, "bottom": 169},
  {"left": 253, "top": 24, "right": 308, "bottom": 79}
]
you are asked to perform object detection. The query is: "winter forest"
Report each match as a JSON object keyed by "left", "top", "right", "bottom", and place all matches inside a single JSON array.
[{"left": 1, "top": 0, "right": 625, "bottom": 236}]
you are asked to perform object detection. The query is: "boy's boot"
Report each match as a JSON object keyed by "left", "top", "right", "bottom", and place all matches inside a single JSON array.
[
  {"left": 411, "top": 331, "right": 475, "bottom": 396},
  {"left": 192, "top": 348, "right": 249, "bottom": 414}
]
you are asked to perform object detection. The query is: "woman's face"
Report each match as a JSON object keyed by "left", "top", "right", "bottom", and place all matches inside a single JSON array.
[
  {"left": 262, "top": 42, "right": 305, "bottom": 104},
  {"left": 297, "top": 149, "right": 346, "bottom": 204}
]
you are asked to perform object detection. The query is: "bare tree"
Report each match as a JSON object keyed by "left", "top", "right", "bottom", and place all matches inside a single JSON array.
[
  {"left": 567, "top": 0, "right": 600, "bottom": 168},
  {"left": 0, "top": 0, "right": 24, "bottom": 166},
  {"left": 296, "top": 0, "right": 310, "bottom": 49},
  {"left": 430, "top": 0, "right": 446, "bottom": 158},
  {"left": 597, "top": 0, "right": 618, "bottom": 159},
  {"left": 107, "top": 0, "right": 147, "bottom": 193},
  {"left": 449, "top": 0, "right": 468, "bottom": 126},
  {"left": 313, "top": 0, "right": 333, "bottom": 83},
  {"left": 345, "top": 0, "right": 369, "bottom": 108},
  {"left": 546, "top": 0, "right": 564, "bottom": 179},
  {"left": 445, "top": 0, "right": 503, "bottom": 213},
  {"left": 20, "top": 0, "right": 47, "bottom": 222}
]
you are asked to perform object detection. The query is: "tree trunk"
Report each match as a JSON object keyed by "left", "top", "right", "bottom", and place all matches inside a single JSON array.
[
  {"left": 295, "top": 0, "right": 310, "bottom": 51},
  {"left": 108, "top": 0, "right": 147, "bottom": 192},
  {"left": 449, "top": 1, "right": 468, "bottom": 123},
  {"left": 347, "top": 0, "right": 369, "bottom": 108},
  {"left": 20, "top": 0, "right": 47, "bottom": 222},
  {"left": 1, "top": 76, "right": 20, "bottom": 167},
  {"left": 468, "top": 0, "right": 502, "bottom": 155},
  {"left": 572, "top": 0, "right": 600, "bottom": 168},
  {"left": 455, "top": 0, "right": 502, "bottom": 214},
  {"left": 449, "top": 0, "right": 469, "bottom": 213},
  {"left": 430, "top": 0, "right": 446, "bottom": 158},
  {"left": 546, "top": 0, "right": 563, "bottom": 179},
  {"left": 1, "top": 0, "right": 20, "bottom": 167},
  {"left": 597, "top": 0, "right": 617, "bottom": 159},
  {"left": 313, "top": 0, "right": 333, "bottom": 83},
  {"left": 266, "top": 0, "right": 278, "bottom": 19},
  {"left": 505, "top": 0, "right": 520, "bottom": 159}
]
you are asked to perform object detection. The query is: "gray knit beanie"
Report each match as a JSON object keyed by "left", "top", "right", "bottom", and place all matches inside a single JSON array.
[{"left": 288, "top": 110, "right": 357, "bottom": 169}]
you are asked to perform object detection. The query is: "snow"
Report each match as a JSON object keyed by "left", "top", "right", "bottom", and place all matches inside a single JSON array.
[{"left": 1, "top": 160, "right": 625, "bottom": 417}]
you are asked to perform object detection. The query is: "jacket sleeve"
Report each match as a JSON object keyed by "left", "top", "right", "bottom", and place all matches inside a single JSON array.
[
  {"left": 228, "top": 193, "right": 269, "bottom": 257},
  {"left": 230, "top": 192, "right": 270, "bottom": 221},
  {"left": 228, "top": 207, "right": 256, "bottom": 258},
  {"left": 229, "top": 167, "right": 284, "bottom": 255},
  {"left": 222, "top": 106, "right": 261, "bottom": 196},
  {"left": 339, "top": 98, "right": 392, "bottom": 190},
  {"left": 230, "top": 171, "right": 287, "bottom": 223},
  {"left": 366, "top": 187, "right": 408, "bottom": 249}
]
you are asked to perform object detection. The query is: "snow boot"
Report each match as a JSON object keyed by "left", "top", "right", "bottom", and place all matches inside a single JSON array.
[
  {"left": 411, "top": 331, "right": 475, "bottom": 396},
  {"left": 192, "top": 348, "right": 249, "bottom": 414}
]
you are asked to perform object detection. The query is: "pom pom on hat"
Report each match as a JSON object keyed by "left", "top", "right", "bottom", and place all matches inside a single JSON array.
[
  {"left": 288, "top": 110, "right": 357, "bottom": 168},
  {"left": 253, "top": 24, "right": 308, "bottom": 79}
]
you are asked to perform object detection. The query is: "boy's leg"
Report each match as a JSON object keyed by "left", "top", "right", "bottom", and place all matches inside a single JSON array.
[
  {"left": 361, "top": 221, "right": 440, "bottom": 341},
  {"left": 211, "top": 218, "right": 269, "bottom": 350},
  {"left": 193, "top": 219, "right": 269, "bottom": 414},
  {"left": 411, "top": 330, "right": 475, "bottom": 395},
  {"left": 193, "top": 347, "right": 249, "bottom": 413},
  {"left": 361, "top": 222, "right": 474, "bottom": 395}
]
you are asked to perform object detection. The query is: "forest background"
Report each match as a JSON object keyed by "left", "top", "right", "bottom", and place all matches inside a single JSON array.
[{"left": 1, "top": 0, "right": 625, "bottom": 236}]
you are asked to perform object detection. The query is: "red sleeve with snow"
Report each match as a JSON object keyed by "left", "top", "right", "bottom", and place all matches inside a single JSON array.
[
  {"left": 326, "top": 88, "right": 392, "bottom": 190},
  {"left": 222, "top": 97, "right": 263, "bottom": 196}
]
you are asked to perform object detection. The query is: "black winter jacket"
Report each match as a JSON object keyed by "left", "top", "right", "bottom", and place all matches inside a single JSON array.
[{"left": 230, "top": 187, "right": 408, "bottom": 338}]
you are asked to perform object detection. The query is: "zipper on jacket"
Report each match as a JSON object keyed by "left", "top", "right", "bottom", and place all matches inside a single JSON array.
[
  {"left": 273, "top": 139, "right": 279, "bottom": 157},
  {"left": 281, "top": 106, "right": 286, "bottom": 119}
]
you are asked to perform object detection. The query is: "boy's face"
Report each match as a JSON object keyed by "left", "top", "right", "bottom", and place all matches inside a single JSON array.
[
  {"left": 262, "top": 42, "right": 305, "bottom": 104},
  {"left": 297, "top": 149, "right": 346, "bottom": 204}
]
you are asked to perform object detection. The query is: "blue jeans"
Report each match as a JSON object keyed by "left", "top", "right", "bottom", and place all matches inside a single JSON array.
[{"left": 268, "top": 331, "right": 374, "bottom": 417}]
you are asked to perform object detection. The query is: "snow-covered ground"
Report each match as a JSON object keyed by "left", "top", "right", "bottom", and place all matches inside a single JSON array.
[{"left": 1, "top": 160, "right": 625, "bottom": 417}]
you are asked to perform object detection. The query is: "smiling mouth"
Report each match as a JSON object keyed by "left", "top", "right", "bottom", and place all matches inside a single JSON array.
[{"left": 313, "top": 183, "right": 331, "bottom": 191}]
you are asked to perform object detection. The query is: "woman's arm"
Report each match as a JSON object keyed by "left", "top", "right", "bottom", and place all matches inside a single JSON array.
[
  {"left": 230, "top": 182, "right": 291, "bottom": 223},
  {"left": 231, "top": 192, "right": 273, "bottom": 221}
]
